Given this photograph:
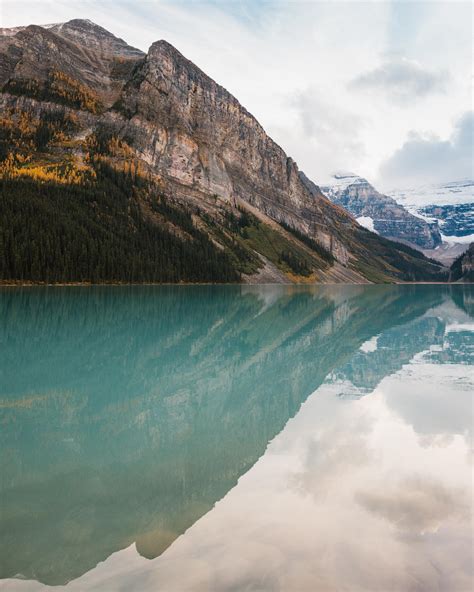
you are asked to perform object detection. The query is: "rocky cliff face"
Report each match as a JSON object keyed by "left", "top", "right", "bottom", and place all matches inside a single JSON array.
[
  {"left": 321, "top": 173, "right": 442, "bottom": 250},
  {"left": 0, "top": 20, "right": 144, "bottom": 108},
  {"left": 115, "top": 40, "right": 356, "bottom": 261},
  {"left": 0, "top": 20, "right": 448, "bottom": 283}
]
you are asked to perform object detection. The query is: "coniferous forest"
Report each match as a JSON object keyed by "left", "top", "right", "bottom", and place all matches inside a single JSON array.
[
  {"left": 0, "top": 171, "right": 240, "bottom": 283},
  {"left": 0, "top": 108, "right": 242, "bottom": 283}
]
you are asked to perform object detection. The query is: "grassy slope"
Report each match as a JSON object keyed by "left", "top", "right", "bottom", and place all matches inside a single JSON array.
[{"left": 348, "top": 227, "right": 448, "bottom": 283}]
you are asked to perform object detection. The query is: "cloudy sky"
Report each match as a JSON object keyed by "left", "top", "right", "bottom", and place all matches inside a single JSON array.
[{"left": 1, "top": 0, "right": 472, "bottom": 189}]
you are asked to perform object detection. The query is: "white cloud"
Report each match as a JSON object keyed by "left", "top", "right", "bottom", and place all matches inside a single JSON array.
[
  {"left": 379, "top": 111, "right": 474, "bottom": 187},
  {"left": 269, "top": 89, "right": 367, "bottom": 184},
  {"left": 356, "top": 476, "right": 469, "bottom": 535}
]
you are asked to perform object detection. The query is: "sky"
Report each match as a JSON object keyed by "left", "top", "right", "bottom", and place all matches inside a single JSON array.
[{"left": 1, "top": 0, "right": 472, "bottom": 189}]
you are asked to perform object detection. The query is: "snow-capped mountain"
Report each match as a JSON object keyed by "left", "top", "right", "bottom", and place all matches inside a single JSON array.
[
  {"left": 320, "top": 172, "right": 442, "bottom": 250},
  {"left": 387, "top": 180, "right": 473, "bottom": 265},
  {"left": 389, "top": 180, "right": 474, "bottom": 244}
]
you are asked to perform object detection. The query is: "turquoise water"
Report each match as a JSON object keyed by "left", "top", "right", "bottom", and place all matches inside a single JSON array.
[{"left": 0, "top": 285, "right": 472, "bottom": 591}]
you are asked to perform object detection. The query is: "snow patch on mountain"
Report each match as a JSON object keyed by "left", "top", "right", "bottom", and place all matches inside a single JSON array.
[
  {"left": 324, "top": 172, "right": 365, "bottom": 196},
  {"left": 441, "top": 232, "right": 474, "bottom": 245},
  {"left": 445, "top": 323, "right": 474, "bottom": 333},
  {"left": 321, "top": 172, "right": 441, "bottom": 249},
  {"left": 390, "top": 180, "right": 473, "bottom": 208},
  {"left": 356, "top": 216, "right": 377, "bottom": 233}
]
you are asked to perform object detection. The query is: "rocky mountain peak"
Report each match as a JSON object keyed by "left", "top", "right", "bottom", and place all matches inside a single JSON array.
[
  {"left": 321, "top": 173, "right": 442, "bottom": 250},
  {"left": 0, "top": 19, "right": 144, "bottom": 59},
  {"left": 61, "top": 18, "right": 102, "bottom": 29},
  {"left": 48, "top": 19, "right": 144, "bottom": 58},
  {"left": 326, "top": 172, "right": 369, "bottom": 194},
  {"left": 0, "top": 18, "right": 145, "bottom": 108},
  {"left": 144, "top": 38, "right": 257, "bottom": 124}
]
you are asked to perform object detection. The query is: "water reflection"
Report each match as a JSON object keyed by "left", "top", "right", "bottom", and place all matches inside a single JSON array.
[{"left": 0, "top": 285, "right": 472, "bottom": 590}]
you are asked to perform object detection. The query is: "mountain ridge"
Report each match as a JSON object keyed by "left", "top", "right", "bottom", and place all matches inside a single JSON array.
[
  {"left": 0, "top": 19, "right": 449, "bottom": 284},
  {"left": 321, "top": 172, "right": 442, "bottom": 250},
  {"left": 389, "top": 180, "right": 474, "bottom": 246}
]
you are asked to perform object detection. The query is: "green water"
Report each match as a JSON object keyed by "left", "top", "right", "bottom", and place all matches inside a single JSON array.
[{"left": 0, "top": 285, "right": 472, "bottom": 591}]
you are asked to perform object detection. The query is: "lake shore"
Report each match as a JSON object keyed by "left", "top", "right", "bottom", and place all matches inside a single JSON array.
[{"left": 0, "top": 280, "right": 460, "bottom": 287}]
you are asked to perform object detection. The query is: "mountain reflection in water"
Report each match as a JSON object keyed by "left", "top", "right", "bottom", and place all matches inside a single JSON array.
[{"left": 0, "top": 285, "right": 472, "bottom": 591}]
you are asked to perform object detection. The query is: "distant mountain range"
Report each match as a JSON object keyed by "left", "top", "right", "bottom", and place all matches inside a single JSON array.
[
  {"left": 320, "top": 172, "right": 442, "bottom": 250},
  {"left": 389, "top": 180, "right": 473, "bottom": 242},
  {"left": 322, "top": 174, "right": 473, "bottom": 265},
  {"left": 0, "top": 19, "right": 453, "bottom": 283}
]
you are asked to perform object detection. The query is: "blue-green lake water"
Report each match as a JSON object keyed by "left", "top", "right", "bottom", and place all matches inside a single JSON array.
[{"left": 0, "top": 285, "right": 472, "bottom": 591}]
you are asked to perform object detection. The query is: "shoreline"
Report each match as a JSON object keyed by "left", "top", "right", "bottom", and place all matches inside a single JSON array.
[{"left": 0, "top": 281, "right": 463, "bottom": 287}]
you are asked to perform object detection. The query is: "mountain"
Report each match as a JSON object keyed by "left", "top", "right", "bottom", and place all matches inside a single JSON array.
[
  {"left": 0, "top": 20, "right": 447, "bottom": 284},
  {"left": 450, "top": 243, "right": 474, "bottom": 282},
  {"left": 0, "top": 19, "right": 144, "bottom": 108},
  {"left": 320, "top": 172, "right": 442, "bottom": 250},
  {"left": 389, "top": 180, "right": 474, "bottom": 264}
]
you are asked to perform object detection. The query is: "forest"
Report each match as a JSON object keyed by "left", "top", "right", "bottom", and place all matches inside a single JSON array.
[{"left": 0, "top": 109, "right": 240, "bottom": 283}]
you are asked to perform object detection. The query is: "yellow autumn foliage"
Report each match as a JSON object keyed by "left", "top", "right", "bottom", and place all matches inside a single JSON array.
[{"left": 0, "top": 153, "right": 94, "bottom": 185}]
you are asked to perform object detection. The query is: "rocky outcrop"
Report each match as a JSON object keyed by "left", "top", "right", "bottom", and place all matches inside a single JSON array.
[
  {"left": 321, "top": 172, "right": 442, "bottom": 250},
  {"left": 0, "top": 20, "right": 144, "bottom": 108}
]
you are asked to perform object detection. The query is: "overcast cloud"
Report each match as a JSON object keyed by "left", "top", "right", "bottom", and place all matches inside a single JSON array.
[
  {"left": 350, "top": 56, "right": 449, "bottom": 104},
  {"left": 379, "top": 111, "right": 474, "bottom": 188},
  {"left": 1, "top": 0, "right": 472, "bottom": 187}
]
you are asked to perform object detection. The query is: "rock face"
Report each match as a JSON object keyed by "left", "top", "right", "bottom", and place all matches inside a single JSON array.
[
  {"left": 48, "top": 19, "right": 145, "bottom": 59},
  {"left": 321, "top": 173, "right": 442, "bottom": 249},
  {"left": 389, "top": 180, "right": 474, "bottom": 243},
  {"left": 0, "top": 20, "right": 144, "bottom": 108},
  {"left": 116, "top": 40, "right": 357, "bottom": 260},
  {"left": 0, "top": 20, "right": 448, "bottom": 283},
  {"left": 1, "top": 23, "right": 353, "bottom": 257}
]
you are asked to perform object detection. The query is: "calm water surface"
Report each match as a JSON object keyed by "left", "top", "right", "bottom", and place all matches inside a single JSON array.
[{"left": 0, "top": 285, "right": 472, "bottom": 591}]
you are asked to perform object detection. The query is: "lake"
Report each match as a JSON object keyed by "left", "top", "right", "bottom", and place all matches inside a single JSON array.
[{"left": 0, "top": 285, "right": 472, "bottom": 591}]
